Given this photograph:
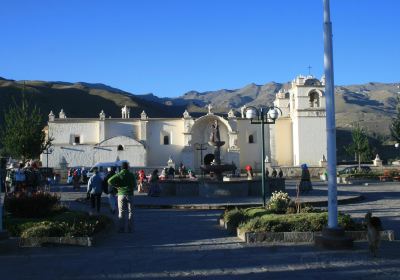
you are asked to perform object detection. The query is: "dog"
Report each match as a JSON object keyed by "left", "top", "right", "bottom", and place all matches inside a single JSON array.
[{"left": 364, "top": 212, "right": 382, "bottom": 257}]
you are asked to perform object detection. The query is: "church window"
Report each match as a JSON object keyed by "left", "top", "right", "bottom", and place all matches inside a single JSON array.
[
  {"left": 117, "top": 145, "right": 124, "bottom": 151},
  {"left": 163, "top": 135, "right": 170, "bottom": 145},
  {"left": 248, "top": 135, "right": 254, "bottom": 144},
  {"left": 309, "top": 91, "right": 320, "bottom": 108}
]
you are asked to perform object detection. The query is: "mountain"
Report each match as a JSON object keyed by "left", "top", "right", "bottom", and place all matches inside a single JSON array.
[
  {"left": 154, "top": 81, "right": 399, "bottom": 137},
  {"left": 0, "top": 78, "right": 187, "bottom": 126},
  {"left": 1, "top": 77, "right": 399, "bottom": 137}
]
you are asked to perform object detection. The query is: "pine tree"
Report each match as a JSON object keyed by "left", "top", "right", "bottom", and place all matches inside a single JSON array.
[
  {"left": 0, "top": 98, "right": 51, "bottom": 163},
  {"left": 390, "top": 96, "right": 400, "bottom": 142}
]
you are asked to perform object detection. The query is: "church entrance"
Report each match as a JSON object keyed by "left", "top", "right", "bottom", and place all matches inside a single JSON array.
[{"left": 204, "top": 154, "right": 215, "bottom": 165}]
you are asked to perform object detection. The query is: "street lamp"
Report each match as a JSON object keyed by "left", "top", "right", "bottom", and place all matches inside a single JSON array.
[
  {"left": 43, "top": 148, "right": 53, "bottom": 187},
  {"left": 244, "top": 105, "right": 281, "bottom": 207},
  {"left": 195, "top": 143, "right": 208, "bottom": 176}
]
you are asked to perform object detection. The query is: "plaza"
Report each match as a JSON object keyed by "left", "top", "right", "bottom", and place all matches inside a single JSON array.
[{"left": 1, "top": 180, "right": 399, "bottom": 280}]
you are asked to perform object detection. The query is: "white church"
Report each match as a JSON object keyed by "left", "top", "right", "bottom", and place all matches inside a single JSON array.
[{"left": 41, "top": 75, "right": 327, "bottom": 171}]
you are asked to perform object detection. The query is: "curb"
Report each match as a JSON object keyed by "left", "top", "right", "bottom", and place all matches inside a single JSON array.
[
  {"left": 19, "top": 237, "right": 94, "bottom": 247},
  {"left": 238, "top": 229, "right": 396, "bottom": 243},
  {"left": 76, "top": 194, "right": 364, "bottom": 210}
]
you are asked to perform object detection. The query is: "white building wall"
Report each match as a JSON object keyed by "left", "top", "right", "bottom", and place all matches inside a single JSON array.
[
  {"left": 293, "top": 116, "right": 326, "bottom": 165},
  {"left": 104, "top": 119, "right": 140, "bottom": 141},
  {"left": 236, "top": 119, "right": 271, "bottom": 171},
  {"left": 49, "top": 121, "right": 99, "bottom": 144},
  {"left": 146, "top": 119, "right": 185, "bottom": 167}
]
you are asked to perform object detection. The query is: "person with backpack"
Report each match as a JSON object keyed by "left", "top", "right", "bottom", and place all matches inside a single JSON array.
[
  {"left": 103, "top": 167, "right": 117, "bottom": 214},
  {"left": 14, "top": 163, "right": 26, "bottom": 193},
  {"left": 87, "top": 167, "right": 103, "bottom": 214},
  {"left": 108, "top": 162, "right": 136, "bottom": 233}
]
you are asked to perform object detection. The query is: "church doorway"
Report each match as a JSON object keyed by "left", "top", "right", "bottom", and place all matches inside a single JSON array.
[{"left": 204, "top": 154, "right": 215, "bottom": 165}]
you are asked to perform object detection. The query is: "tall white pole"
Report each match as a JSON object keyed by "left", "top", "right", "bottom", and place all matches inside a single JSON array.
[{"left": 323, "top": 0, "right": 338, "bottom": 228}]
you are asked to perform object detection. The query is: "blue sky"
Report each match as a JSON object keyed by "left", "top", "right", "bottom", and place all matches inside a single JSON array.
[{"left": 0, "top": 0, "right": 399, "bottom": 97}]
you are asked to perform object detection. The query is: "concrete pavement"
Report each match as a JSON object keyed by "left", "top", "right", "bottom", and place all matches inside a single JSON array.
[{"left": 0, "top": 181, "right": 399, "bottom": 279}]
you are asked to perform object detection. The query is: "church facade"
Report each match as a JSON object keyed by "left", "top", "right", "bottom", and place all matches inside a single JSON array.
[{"left": 41, "top": 76, "right": 327, "bottom": 171}]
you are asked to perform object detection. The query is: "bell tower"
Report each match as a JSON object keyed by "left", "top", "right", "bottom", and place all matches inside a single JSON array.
[{"left": 290, "top": 75, "right": 327, "bottom": 166}]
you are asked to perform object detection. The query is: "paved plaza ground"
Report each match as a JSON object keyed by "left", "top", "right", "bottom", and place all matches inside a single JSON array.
[{"left": 1, "top": 181, "right": 400, "bottom": 279}]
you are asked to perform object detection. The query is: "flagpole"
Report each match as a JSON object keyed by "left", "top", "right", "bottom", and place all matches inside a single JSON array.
[{"left": 315, "top": 0, "right": 353, "bottom": 249}]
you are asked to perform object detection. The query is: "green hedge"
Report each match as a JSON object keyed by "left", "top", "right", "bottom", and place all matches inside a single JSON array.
[
  {"left": 5, "top": 211, "right": 112, "bottom": 237},
  {"left": 238, "top": 212, "right": 363, "bottom": 233}
]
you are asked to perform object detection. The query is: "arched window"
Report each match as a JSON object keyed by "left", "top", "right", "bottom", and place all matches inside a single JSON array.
[
  {"left": 163, "top": 135, "right": 170, "bottom": 145},
  {"left": 248, "top": 135, "right": 254, "bottom": 144},
  {"left": 309, "top": 91, "right": 320, "bottom": 108},
  {"left": 117, "top": 145, "right": 124, "bottom": 151}
]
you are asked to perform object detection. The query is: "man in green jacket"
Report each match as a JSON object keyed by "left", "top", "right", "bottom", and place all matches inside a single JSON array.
[{"left": 108, "top": 161, "right": 136, "bottom": 233}]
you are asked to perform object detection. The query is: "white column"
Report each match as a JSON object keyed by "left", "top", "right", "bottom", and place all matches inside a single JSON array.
[{"left": 323, "top": 0, "right": 338, "bottom": 228}]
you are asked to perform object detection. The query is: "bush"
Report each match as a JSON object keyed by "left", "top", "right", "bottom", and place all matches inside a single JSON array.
[
  {"left": 6, "top": 211, "right": 113, "bottom": 237},
  {"left": 5, "top": 192, "right": 61, "bottom": 218},
  {"left": 267, "top": 191, "right": 291, "bottom": 214},
  {"left": 239, "top": 212, "right": 362, "bottom": 233},
  {"left": 224, "top": 208, "right": 245, "bottom": 231}
]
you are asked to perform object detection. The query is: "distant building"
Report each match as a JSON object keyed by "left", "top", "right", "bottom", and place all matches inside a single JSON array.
[{"left": 41, "top": 75, "right": 327, "bottom": 170}]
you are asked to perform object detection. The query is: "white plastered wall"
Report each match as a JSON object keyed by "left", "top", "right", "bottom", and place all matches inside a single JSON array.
[
  {"left": 146, "top": 119, "right": 185, "bottom": 167},
  {"left": 236, "top": 119, "right": 271, "bottom": 171}
]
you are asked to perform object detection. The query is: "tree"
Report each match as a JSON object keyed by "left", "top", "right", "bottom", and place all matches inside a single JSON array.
[
  {"left": 390, "top": 96, "right": 400, "bottom": 142},
  {"left": 345, "top": 124, "right": 371, "bottom": 170},
  {"left": 0, "top": 98, "right": 51, "bottom": 163}
]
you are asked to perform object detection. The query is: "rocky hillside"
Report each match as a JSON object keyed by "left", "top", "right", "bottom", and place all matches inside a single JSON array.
[
  {"left": 144, "top": 81, "right": 399, "bottom": 136},
  {"left": 0, "top": 78, "right": 186, "bottom": 125},
  {"left": 1, "top": 77, "right": 399, "bottom": 138}
]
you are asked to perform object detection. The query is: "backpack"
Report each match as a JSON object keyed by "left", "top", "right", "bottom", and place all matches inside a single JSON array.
[
  {"left": 102, "top": 178, "right": 109, "bottom": 194},
  {"left": 14, "top": 169, "right": 26, "bottom": 182}
]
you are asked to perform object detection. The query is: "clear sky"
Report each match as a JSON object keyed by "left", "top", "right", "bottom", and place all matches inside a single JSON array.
[{"left": 0, "top": 0, "right": 399, "bottom": 97}]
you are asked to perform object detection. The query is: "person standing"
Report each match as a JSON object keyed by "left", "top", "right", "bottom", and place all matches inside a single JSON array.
[
  {"left": 103, "top": 167, "right": 117, "bottom": 214},
  {"left": 87, "top": 167, "right": 103, "bottom": 214},
  {"left": 299, "top": 164, "right": 313, "bottom": 193},
  {"left": 72, "top": 169, "right": 81, "bottom": 190},
  {"left": 108, "top": 162, "right": 136, "bottom": 233},
  {"left": 148, "top": 169, "right": 161, "bottom": 197}
]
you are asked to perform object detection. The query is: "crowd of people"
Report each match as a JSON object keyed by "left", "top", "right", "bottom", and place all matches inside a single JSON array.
[
  {"left": 4, "top": 161, "right": 57, "bottom": 193},
  {"left": 67, "top": 167, "right": 88, "bottom": 188}
]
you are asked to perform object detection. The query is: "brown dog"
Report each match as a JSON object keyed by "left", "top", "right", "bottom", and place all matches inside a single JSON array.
[{"left": 364, "top": 212, "right": 382, "bottom": 257}]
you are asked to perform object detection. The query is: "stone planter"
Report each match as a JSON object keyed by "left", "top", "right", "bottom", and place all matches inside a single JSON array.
[
  {"left": 19, "top": 236, "right": 94, "bottom": 247},
  {"left": 237, "top": 228, "right": 395, "bottom": 243}
]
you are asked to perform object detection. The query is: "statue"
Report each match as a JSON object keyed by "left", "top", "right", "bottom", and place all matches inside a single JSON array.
[
  {"left": 207, "top": 104, "right": 213, "bottom": 114},
  {"left": 209, "top": 120, "right": 221, "bottom": 143}
]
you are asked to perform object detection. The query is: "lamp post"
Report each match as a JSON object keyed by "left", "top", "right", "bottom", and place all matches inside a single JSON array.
[
  {"left": 244, "top": 106, "right": 281, "bottom": 207},
  {"left": 195, "top": 143, "right": 208, "bottom": 176},
  {"left": 43, "top": 148, "right": 53, "bottom": 184}
]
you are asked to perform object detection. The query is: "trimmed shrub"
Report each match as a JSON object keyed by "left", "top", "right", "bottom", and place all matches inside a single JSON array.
[
  {"left": 238, "top": 212, "right": 362, "bottom": 233},
  {"left": 6, "top": 211, "right": 112, "bottom": 237},
  {"left": 224, "top": 208, "right": 245, "bottom": 231},
  {"left": 5, "top": 192, "right": 61, "bottom": 218}
]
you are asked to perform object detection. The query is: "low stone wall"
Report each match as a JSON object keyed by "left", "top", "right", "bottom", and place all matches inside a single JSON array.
[
  {"left": 238, "top": 229, "right": 396, "bottom": 243},
  {"left": 158, "top": 178, "right": 285, "bottom": 197},
  {"left": 19, "top": 236, "right": 94, "bottom": 247}
]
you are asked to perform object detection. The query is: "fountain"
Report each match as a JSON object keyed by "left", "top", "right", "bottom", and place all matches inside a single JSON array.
[{"left": 200, "top": 120, "right": 235, "bottom": 181}]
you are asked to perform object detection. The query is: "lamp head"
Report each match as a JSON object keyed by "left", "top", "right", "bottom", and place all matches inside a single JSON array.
[
  {"left": 245, "top": 107, "right": 258, "bottom": 120},
  {"left": 395, "top": 143, "right": 399, "bottom": 149},
  {"left": 267, "top": 108, "right": 279, "bottom": 121}
]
